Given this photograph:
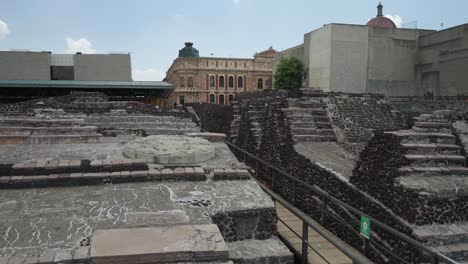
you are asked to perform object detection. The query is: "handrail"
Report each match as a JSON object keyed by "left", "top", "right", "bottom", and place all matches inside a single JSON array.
[
  {"left": 224, "top": 140, "right": 458, "bottom": 264},
  {"left": 260, "top": 181, "right": 369, "bottom": 264}
]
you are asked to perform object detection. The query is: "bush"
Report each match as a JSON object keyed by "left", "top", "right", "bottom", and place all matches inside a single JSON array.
[{"left": 273, "top": 57, "right": 303, "bottom": 92}]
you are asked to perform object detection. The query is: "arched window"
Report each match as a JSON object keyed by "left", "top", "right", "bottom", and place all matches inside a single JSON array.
[
  {"left": 237, "top": 76, "right": 243, "bottom": 89},
  {"left": 257, "top": 78, "right": 264, "bottom": 89},
  {"left": 209, "top": 75, "right": 215, "bottom": 88},
  {"left": 209, "top": 94, "right": 215, "bottom": 103},
  {"left": 219, "top": 76, "right": 225, "bottom": 88},
  {"left": 228, "top": 94, "right": 234, "bottom": 103},
  {"left": 188, "top": 77, "right": 193, "bottom": 87},
  {"left": 180, "top": 76, "right": 185, "bottom": 87},
  {"left": 228, "top": 76, "right": 234, "bottom": 89},
  {"left": 219, "top": 94, "right": 225, "bottom": 105}
]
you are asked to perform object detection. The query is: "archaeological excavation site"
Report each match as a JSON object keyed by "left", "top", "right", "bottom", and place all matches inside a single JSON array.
[{"left": 0, "top": 89, "right": 466, "bottom": 264}]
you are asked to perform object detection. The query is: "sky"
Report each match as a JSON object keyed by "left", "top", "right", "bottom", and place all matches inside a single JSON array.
[{"left": 0, "top": 0, "right": 466, "bottom": 81}]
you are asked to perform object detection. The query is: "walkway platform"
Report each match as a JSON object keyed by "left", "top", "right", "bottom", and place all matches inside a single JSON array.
[{"left": 276, "top": 203, "right": 373, "bottom": 264}]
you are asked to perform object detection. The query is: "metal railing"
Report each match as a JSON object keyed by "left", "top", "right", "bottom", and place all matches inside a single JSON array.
[{"left": 223, "top": 140, "right": 459, "bottom": 264}]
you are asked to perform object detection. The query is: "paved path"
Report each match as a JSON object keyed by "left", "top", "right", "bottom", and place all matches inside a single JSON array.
[{"left": 276, "top": 203, "right": 372, "bottom": 264}]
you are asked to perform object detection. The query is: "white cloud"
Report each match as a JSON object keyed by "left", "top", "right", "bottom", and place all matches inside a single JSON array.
[
  {"left": 133, "top": 68, "right": 165, "bottom": 81},
  {"left": 0, "top": 19, "right": 11, "bottom": 40},
  {"left": 65, "top": 37, "right": 96, "bottom": 54},
  {"left": 232, "top": 0, "right": 240, "bottom": 5},
  {"left": 384, "top": 14, "right": 403, "bottom": 28}
]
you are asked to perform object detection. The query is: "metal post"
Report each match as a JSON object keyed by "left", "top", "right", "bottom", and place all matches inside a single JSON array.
[
  {"left": 320, "top": 196, "right": 327, "bottom": 225},
  {"left": 302, "top": 221, "right": 309, "bottom": 264}
]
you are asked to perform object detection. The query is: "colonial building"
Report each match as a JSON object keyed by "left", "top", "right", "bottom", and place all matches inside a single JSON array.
[
  {"left": 166, "top": 42, "right": 276, "bottom": 105},
  {"left": 274, "top": 2, "right": 468, "bottom": 97}
]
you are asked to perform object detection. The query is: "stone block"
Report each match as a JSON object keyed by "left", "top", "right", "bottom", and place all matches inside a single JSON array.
[
  {"left": 235, "top": 169, "right": 251, "bottom": 179},
  {"left": 45, "top": 160, "right": 59, "bottom": 171},
  {"left": 7, "top": 257, "right": 26, "bottom": 264},
  {"left": 90, "top": 160, "right": 103, "bottom": 171},
  {"left": 53, "top": 249, "right": 72, "bottom": 263},
  {"left": 174, "top": 167, "right": 186, "bottom": 179},
  {"left": 10, "top": 175, "right": 23, "bottom": 184},
  {"left": 0, "top": 176, "right": 11, "bottom": 184},
  {"left": 110, "top": 171, "right": 121, "bottom": 179},
  {"left": 101, "top": 160, "right": 112, "bottom": 170},
  {"left": 73, "top": 246, "right": 90, "bottom": 262},
  {"left": 148, "top": 170, "right": 162, "bottom": 181},
  {"left": 91, "top": 225, "right": 229, "bottom": 264},
  {"left": 129, "top": 170, "right": 148, "bottom": 180},
  {"left": 24, "top": 256, "right": 38, "bottom": 264},
  {"left": 194, "top": 167, "right": 205, "bottom": 176},
  {"left": 161, "top": 169, "right": 174, "bottom": 180},
  {"left": 58, "top": 160, "right": 70, "bottom": 169}
]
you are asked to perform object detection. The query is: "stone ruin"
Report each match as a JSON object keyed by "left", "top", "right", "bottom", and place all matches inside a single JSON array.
[
  {"left": 0, "top": 92, "right": 294, "bottom": 264},
  {"left": 219, "top": 89, "right": 468, "bottom": 263}
]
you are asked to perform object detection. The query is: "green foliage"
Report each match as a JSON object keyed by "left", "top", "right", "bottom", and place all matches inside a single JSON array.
[{"left": 273, "top": 57, "right": 303, "bottom": 91}]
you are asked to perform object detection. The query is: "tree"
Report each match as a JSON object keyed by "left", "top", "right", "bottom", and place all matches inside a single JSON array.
[{"left": 273, "top": 57, "right": 303, "bottom": 91}]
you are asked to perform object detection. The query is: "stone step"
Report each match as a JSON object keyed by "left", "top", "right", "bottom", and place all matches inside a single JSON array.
[
  {"left": 404, "top": 154, "right": 466, "bottom": 167},
  {"left": 396, "top": 175, "right": 468, "bottom": 198},
  {"left": 91, "top": 225, "right": 230, "bottom": 264},
  {"left": 412, "top": 222, "right": 468, "bottom": 246},
  {"left": 0, "top": 118, "right": 85, "bottom": 127},
  {"left": 0, "top": 126, "right": 99, "bottom": 136},
  {"left": 399, "top": 166, "right": 468, "bottom": 176},
  {"left": 401, "top": 143, "right": 461, "bottom": 155},
  {"left": 413, "top": 116, "right": 451, "bottom": 123},
  {"left": 291, "top": 128, "right": 335, "bottom": 136},
  {"left": 293, "top": 135, "right": 335, "bottom": 142},
  {"left": 227, "top": 237, "right": 293, "bottom": 264},
  {"left": 387, "top": 130, "right": 456, "bottom": 144},
  {"left": 414, "top": 122, "right": 452, "bottom": 128},
  {"left": 290, "top": 121, "right": 332, "bottom": 129},
  {"left": 0, "top": 134, "right": 103, "bottom": 145},
  {"left": 432, "top": 242, "right": 468, "bottom": 261},
  {"left": 412, "top": 126, "right": 452, "bottom": 133},
  {"left": 282, "top": 107, "right": 327, "bottom": 115}
]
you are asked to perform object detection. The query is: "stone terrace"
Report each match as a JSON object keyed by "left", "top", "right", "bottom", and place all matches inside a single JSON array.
[{"left": 0, "top": 93, "right": 293, "bottom": 264}]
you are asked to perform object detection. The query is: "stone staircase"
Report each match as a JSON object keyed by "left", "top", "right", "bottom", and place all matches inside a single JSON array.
[
  {"left": 387, "top": 110, "right": 468, "bottom": 262},
  {"left": 282, "top": 98, "right": 336, "bottom": 143},
  {"left": 85, "top": 115, "right": 199, "bottom": 135},
  {"left": 0, "top": 117, "right": 103, "bottom": 144}
]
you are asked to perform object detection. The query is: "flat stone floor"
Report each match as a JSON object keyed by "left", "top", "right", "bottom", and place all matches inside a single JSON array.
[
  {"left": 0, "top": 136, "right": 241, "bottom": 169},
  {"left": 294, "top": 142, "right": 356, "bottom": 180},
  {"left": 0, "top": 180, "right": 273, "bottom": 257}
]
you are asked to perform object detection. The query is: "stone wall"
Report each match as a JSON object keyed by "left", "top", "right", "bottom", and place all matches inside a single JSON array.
[
  {"left": 188, "top": 103, "right": 233, "bottom": 134},
  {"left": 390, "top": 100, "right": 468, "bottom": 114},
  {"left": 325, "top": 94, "right": 407, "bottom": 155},
  {"left": 231, "top": 94, "right": 432, "bottom": 263},
  {"left": 350, "top": 133, "right": 468, "bottom": 225}
]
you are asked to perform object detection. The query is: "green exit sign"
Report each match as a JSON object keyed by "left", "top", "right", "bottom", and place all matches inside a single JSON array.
[{"left": 360, "top": 216, "right": 371, "bottom": 239}]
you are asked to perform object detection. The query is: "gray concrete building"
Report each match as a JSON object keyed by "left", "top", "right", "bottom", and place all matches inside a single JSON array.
[
  {"left": 0, "top": 51, "right": 172, "bottom": 106},
  {"left": 274, "top": 3, "right": 468, "bottom": 97},
  {"left": 0, "top": 51, "right": 132, "bottom": 81}
]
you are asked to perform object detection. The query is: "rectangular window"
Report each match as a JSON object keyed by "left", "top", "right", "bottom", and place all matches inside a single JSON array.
[
  {"left": 228, "top": 76, "right": 234, "bottom": 89},
  {"left": 219, "top": 94, "right": 225, "bottom": 105},
  {"left": 179, "top": 96, "right": 185, "bottom": 105},
  {"left": 209, "top": 94, "right": 215, "bottom": 103},
  {"left": 51, "top": 66, "right": 74, "bottom": 80},
  {"left": 180, "top": 76, "right": 185, "bottom": 87},
  {"left": 188, "top": 77, "right": 193, "bottom": 87},
  {"left": 228, "top": 94, "right": 234, "bottom": 103},
  {"left": 257, "top": 78, "right": 264, "bottom": 89},
  {"left": 209, "top": 75, "right": 215, "bottom": 88}
]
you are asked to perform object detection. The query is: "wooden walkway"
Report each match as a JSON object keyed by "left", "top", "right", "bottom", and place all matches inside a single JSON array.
[{"left": 276, "top": 203, "right": 373, "bottom": 264}]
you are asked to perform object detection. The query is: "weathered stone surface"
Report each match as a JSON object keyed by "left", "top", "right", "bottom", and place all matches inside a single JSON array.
[
  {"left": 227, "top": 237, "right": 293, "bottom": 264},
  {"left": 123, "top": 135, "right": 216, "bottom": 164},
  {"left": 91, "top": 225, "right": 229, "bottom": 264},
  {"left": 0, "top": 180, "right": 274, "bottom": 257}
]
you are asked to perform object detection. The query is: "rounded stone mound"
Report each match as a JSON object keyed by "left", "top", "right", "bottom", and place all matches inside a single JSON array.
[{"left": 123, "top": 135, "right": 215, "bottom": 164}]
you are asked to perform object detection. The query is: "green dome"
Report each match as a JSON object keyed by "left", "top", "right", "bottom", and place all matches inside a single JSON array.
[{"left": 178, "top": 42, "right": 200, "bottom": 58}]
